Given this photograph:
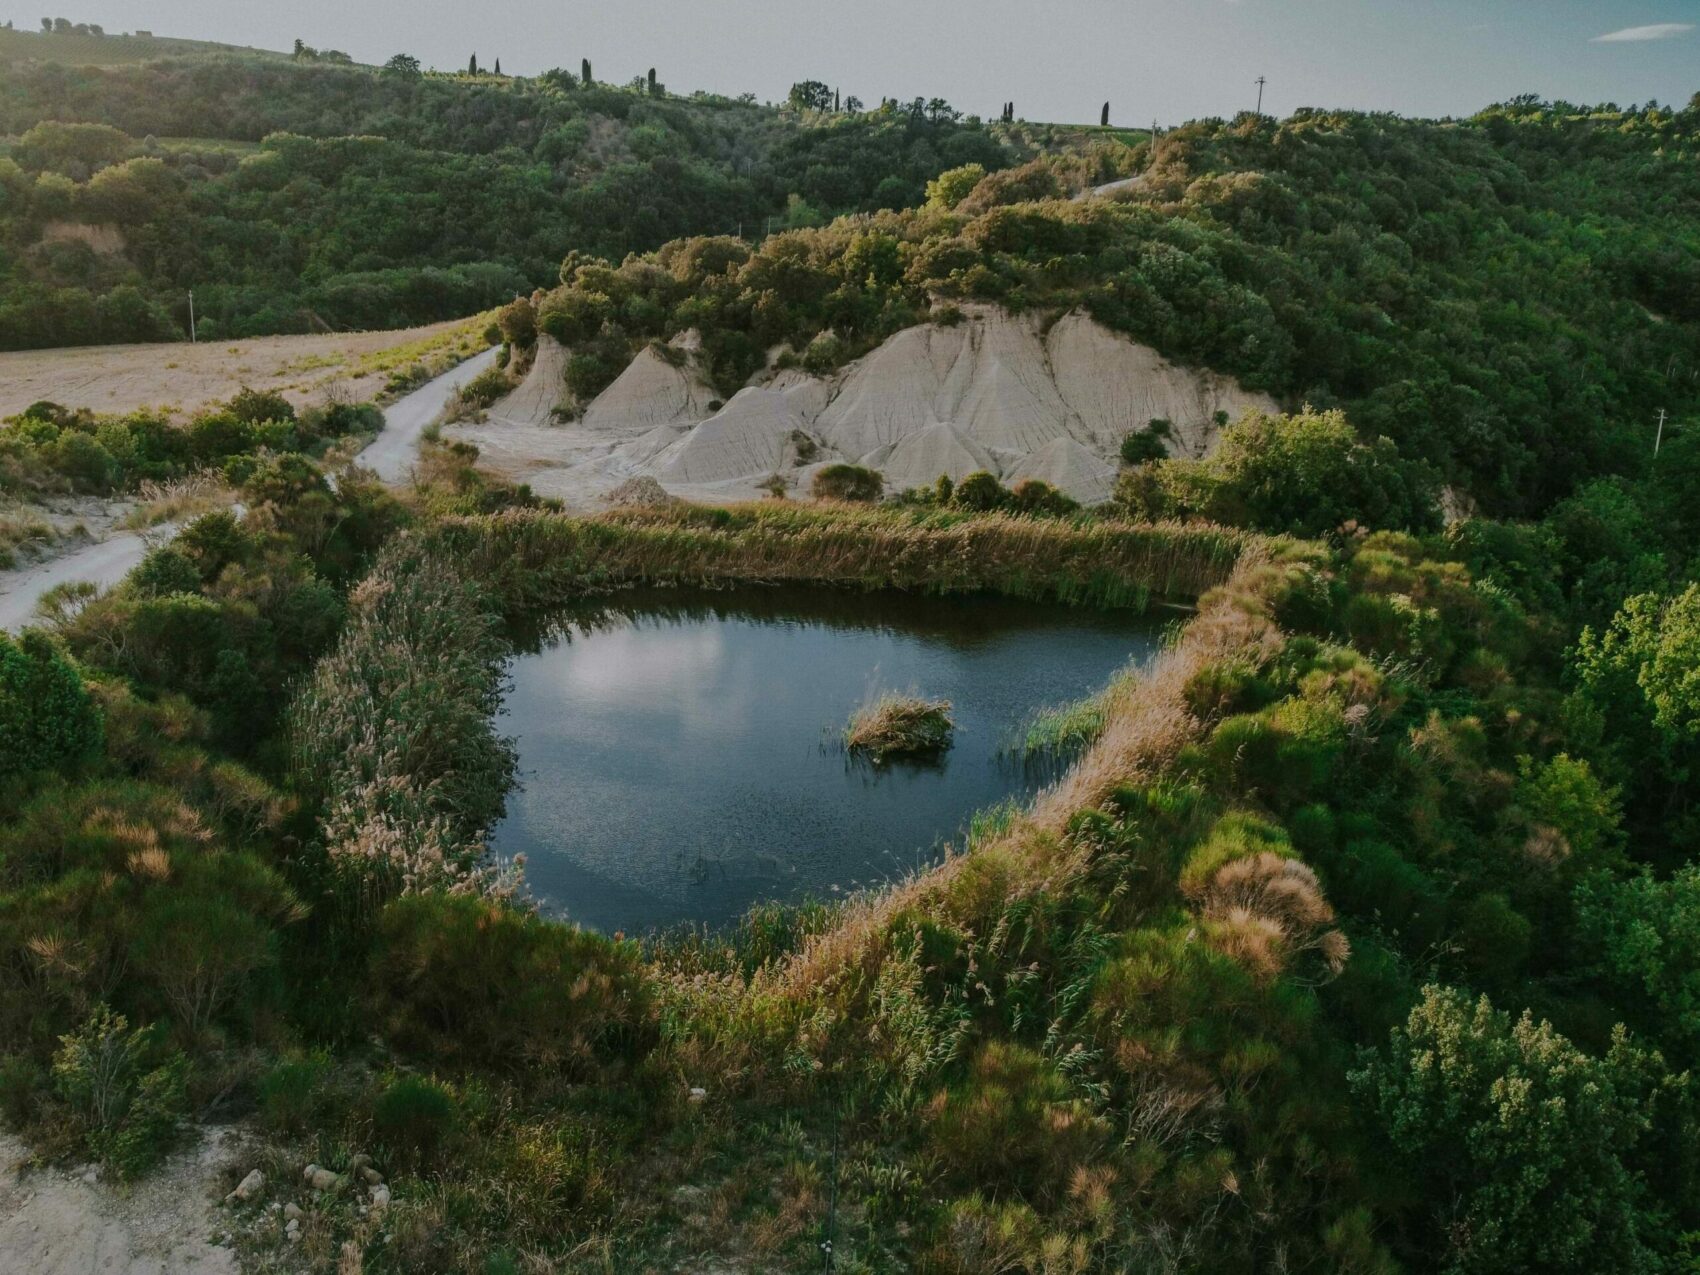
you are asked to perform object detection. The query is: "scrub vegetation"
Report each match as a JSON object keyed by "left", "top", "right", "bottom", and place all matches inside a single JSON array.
[{"left": 0, "top": 51, "right": 1698, "bottom": 1275}]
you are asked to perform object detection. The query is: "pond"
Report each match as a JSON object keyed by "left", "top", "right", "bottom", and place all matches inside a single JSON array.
[{"left": 492, "top": 587, "right": 1168, "bottom": 934}]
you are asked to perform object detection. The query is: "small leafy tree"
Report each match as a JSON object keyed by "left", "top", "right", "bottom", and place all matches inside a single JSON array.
[
  {"left": 1351, "top": 985, "right": 1671, "bottom": 1273},
  {"left": 952, "top": 470, "right": 1009, "bottom": 512},
  {"left": 787, "top": 80, "right": 832, "bottom": 112},
  {"left": 0, "top": 630, "right": 102, "bottom": 781},
  {"left": 811, "top": 463, "right": 882, "bottom": 502},
  {"left": 383, "top": 53, "right": 422, "bottom": 79},
  {"left": 925, "top": 163, "right": 986, "bottom": 211}
]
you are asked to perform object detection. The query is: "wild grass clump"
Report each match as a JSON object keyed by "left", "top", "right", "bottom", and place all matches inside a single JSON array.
[{"left": 845, "top": 693, "right": 954, "bottom": 763}]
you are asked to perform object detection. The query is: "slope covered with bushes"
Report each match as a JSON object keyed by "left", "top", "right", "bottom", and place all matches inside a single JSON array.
[
  {"left": 537, "top": 97, "right": 1699, "bottom": 517},
  {"left": 0, "top": 56, "right": 1020, "bottom": 347}
]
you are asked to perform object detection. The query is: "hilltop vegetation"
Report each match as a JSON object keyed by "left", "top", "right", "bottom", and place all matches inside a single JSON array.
[
  {"left": 0, "top": 54, "right": 1038, "bottom": 348},
  {"left": 535, "top": 97, "right": 1699, "bottom": 517}
]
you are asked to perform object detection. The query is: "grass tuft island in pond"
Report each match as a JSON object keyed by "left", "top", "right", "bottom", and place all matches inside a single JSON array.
[{"left": 844, "top": 693, "right": 955, "bottom": 763}]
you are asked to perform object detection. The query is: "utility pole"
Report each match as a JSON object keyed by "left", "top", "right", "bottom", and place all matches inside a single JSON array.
[
  {"left": 1255, "top": 76, "right": 1266, "bottom": 116},
  {"left": 187, "top": 289, "right": 196, "bottom": 343},
  {"left": 1654, "top": 408, "right": 1667, "bottom": 457}
]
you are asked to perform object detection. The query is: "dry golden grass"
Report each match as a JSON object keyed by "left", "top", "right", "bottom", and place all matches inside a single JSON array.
[{"left": 845, "top": 693, "right": 954, "bottom": 762}]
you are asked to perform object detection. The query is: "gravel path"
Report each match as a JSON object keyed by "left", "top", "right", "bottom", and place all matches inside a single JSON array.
[
  {"left": 355, "top": 344, "right": 502, "bottom": 483},
  {"left": 0, "top": 1131, "right": 242, "bottom": 1275}
]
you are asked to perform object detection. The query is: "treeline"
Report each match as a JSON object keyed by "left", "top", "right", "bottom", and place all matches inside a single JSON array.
[{"left": 0, "top": 57, "right": 1013, "bottom": 348}]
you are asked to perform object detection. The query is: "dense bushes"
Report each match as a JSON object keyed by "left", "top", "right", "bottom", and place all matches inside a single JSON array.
[
  {"left": 369, "top": 893, "right": 650, "bottom": 1073},
  {"left": 288, "top": 539, "right": 516, "bottom": 916},
  {"left": 1117, "top": 408, "right": 1442, "bottom": 536},
  {"left": 0, "top": 60, "right": 1015, "bottom": 347},
  {"left": 0, "top": 391, "right": 380, "bottom": 496}
]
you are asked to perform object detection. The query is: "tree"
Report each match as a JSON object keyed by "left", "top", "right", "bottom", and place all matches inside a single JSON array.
[
  {"left": 40, "top": 17, "right": 51, "bottom": 32},
  {"left": 647, "top": 67, "right": 657, "bottom": 95},
  {"left": 493, "top": 58, "right": 501, "bottom": 76},
  {"left": 0, "top": 630, "right": 103, "bottom": 781},
  {"left": 1101, "top": 101, "right": 1110, "bottom": 127},
  {"left": 788, "top": 80, "right": 832, "bottom": 112},
  {"left": 468, "top": 52, "right": 478, "bottom": 76},
  {"left": 845, "top": 95, "right": 864, "bottom": 114},
  {"left": 925, "top": 163, "right": 986, "bottom": 211},
  {"left": 811, "top": 463, "right": 882, "bottom": 502},
  {"left": 383, "top": 53, "right": 422, "bottom": 79},
  {"left": 1351, "top": 986, "right": 1672, "bottom": 1274},
  {"left": 581, "top": 57, "right": 591, "bottom": 86}
]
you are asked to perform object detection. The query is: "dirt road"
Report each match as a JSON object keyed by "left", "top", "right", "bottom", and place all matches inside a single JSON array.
[{"left": 0, "top": 349, "right": 499, "bottom": 630}]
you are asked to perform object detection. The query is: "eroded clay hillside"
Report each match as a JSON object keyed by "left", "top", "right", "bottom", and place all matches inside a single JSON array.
[{"left": 452, "top": 305, "right": 1276, "bottom": 505}]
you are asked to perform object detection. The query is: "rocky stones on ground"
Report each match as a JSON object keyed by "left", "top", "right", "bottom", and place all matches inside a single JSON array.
[
  {"left": 369, "top": 1183, "right": 391, "bottom": 1211},
  {"left": 283, "top": 1203, "right": 303, "bottom": 1222},
  {"left": 224, "top": 1169, "right": 264, "bottom": 1203},
  {"left": 358, "top": 1165, "right": 383, "bottom": 1186},
  {"left": 688, "top": 1086, "right": 708, "bottom": 1104},
  {"left": 302, "top": 1164, "right": 340, "bottom": 1192}
]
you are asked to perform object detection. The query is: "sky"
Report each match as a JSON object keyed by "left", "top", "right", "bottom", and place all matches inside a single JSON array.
[{"left": 8, "top": 0, "right": 1697, "bottom": 125}]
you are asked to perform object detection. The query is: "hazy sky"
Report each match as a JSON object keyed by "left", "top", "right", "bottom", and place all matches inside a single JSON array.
[{"left": 10, "top": 1, "right": 1697, "bottom": 124}]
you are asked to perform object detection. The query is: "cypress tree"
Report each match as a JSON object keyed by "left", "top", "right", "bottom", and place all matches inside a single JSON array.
[
  {"left": 1101, "top": 101, "right": 1110, "bottom": 127},
  {"left": 469, "top": 52, "right": 477, "bottom": 75},
  {"left": 494, "top": 57, "right": 501, "bottom": 75},
  {"left": 648, "top": 66, "right": 657, "bottom": 93},
  {"left": 581, "top": 57, "right": 591, "bottom": 85}
]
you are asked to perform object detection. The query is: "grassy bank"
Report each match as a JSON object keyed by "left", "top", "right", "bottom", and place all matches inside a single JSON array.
[{"left": 439, "top": 502, "right": 1255, "bottom": 616}]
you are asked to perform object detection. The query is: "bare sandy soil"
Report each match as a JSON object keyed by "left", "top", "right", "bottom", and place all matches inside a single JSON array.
[
  {"left": 0, "top": 1130, "right": 244, "bottom": 1275},
  {"left": 0, "top": 319, "right": 484, "bottom": 419},
  {"left": 449, "top": 305, "right": 1279, "bottom": 508}
]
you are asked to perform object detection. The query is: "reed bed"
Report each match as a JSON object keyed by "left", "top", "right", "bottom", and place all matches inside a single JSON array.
[{"left": 440, "top": 502, "right": 1256, "bottom": 616}]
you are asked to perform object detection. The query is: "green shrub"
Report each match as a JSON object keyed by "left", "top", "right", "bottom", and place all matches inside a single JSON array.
[
  {"left": 51, "top": 1005, "right": 188, "bottom": 1179},
  {"left": 369, "top": 894, "right": 651, "bottom": 1073},
  {"left": 952, "top": 470, "right": 1009, "bottom": 512},
  {"left": 50, "top": 430, "right": 119, "bottom": 490},
  {"left": 129, "top": 547, "right": 202, "bottom": 598},
  {"left": 372, "top": 1073, "right": 459, "bottom": 1169},
  {"left": 926, "top": 1042, "right": 1105, "bottom": 1205},
  {"left": 811, "top": 463, "right": 883, "bottom": 502},
  {"left": 1008, "top": 479, "right": 1079, "bottom": 516},
  {"left": 1120, "top": 424, "right": 1170, "bottom": 466},
  {"left": 0, "top": 1054, "right": 46, "bottom": 1130},
  {"left": 258, "top": 1051, "right": 336, "bottom": 1136},
  {"left": 186, "top": 412, "right": 255, "bottom": 463},
  {"left": 1352, "top": 986, "right": 1670, "bottom": 1274},
  {"left": 0, "top": 630, "right": 102, "bottom": 782},
  {"left": 225, "top": 387, "right": 295, "bottom": 425}
]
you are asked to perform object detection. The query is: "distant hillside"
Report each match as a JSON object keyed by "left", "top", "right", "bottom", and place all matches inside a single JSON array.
[
  {"left": 0, "top": 58, "right": 1108, "bottom": 349},
  {"left": 0, "top": 24, "right": 289, "bottom": 65}
]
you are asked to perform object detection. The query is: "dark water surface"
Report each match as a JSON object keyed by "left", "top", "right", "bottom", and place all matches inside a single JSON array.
[{"left": 493, "top": 587, "right": 1165, "bottom": 934}]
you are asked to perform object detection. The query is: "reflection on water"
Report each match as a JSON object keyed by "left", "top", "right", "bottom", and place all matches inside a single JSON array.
[{"left": 493, "top": 586, "right": 1164, "bottom": 934}]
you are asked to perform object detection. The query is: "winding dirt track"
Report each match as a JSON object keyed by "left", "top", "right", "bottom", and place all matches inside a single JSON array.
[{"left": 0, "top": 349, "right": 497, "bottom": 631}]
